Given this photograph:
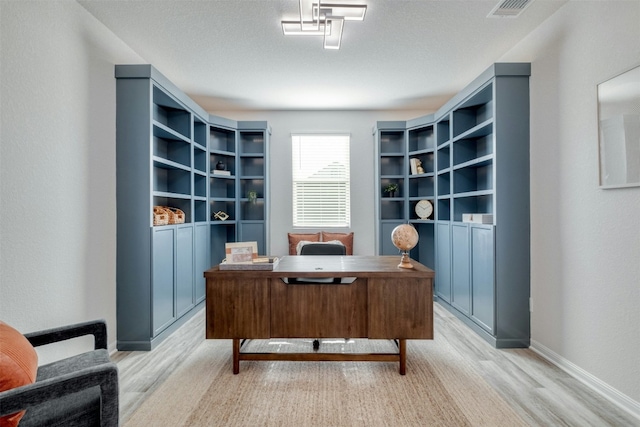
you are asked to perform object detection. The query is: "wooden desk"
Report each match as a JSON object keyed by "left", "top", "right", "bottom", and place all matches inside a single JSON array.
[{"left": 204, "top": 255, "right": 434, "bottom": 374}]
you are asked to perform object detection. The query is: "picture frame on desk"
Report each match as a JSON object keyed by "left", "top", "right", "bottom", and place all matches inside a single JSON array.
[{"left": 225, "top": 241, "right": 258, "bottom": 264}]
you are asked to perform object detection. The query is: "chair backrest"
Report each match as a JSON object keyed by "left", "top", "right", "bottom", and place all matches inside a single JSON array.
[
  {"left": 289, "top": 243, "right": 346, "bottom": 284},
  {"left": 299, "top": 243, "right": 346, "bottom": 256}
]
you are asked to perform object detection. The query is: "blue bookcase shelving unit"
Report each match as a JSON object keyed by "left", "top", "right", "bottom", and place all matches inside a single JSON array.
[
  {"left": 115, "top": 65, "right": 269, "bottom": 350},
  {"left": 374, "top": 63, "right": 531, "bottom": 348}
]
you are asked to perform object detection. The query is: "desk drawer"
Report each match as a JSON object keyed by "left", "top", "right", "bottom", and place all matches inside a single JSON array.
[
  {"left": 206, "top": 278, "right": 270, "bottom": 339},
  {"left": 270, "top": 278, "right": 368, "bottom": 338},
  {"left": 368, "top": 277, "right": 434, "bottom": 339}
]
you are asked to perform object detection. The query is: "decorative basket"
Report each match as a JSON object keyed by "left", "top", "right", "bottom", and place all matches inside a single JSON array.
[
  {"left": 153, "top": 206, "right": 169, "bottom": 226},
  {"left": 164, "top": 207, "right": 185, "bottom": 224}
]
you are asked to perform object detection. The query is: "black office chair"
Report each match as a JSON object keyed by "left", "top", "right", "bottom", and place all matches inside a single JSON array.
[
  {"left": 300, "top": 242, "right": 346, "bottom": 256},
  {"left": 295, "top": 242, "right": 346, "bottom": 350},
  {"left": 291, "top": 242, "right": 346, "bottom": 284}
]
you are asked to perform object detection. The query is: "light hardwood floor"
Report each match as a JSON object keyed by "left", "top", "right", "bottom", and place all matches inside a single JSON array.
[{"left": 113, "top": 303, "right": 639, "bottom": 426}]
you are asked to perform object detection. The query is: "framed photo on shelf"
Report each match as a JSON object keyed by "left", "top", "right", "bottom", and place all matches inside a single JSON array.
[{"left": 225, "top": 241, "right": 258, "bottom": 264}]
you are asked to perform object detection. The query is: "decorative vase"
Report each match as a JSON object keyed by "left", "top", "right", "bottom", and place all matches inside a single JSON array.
[{"left": 215, "top": 161, "right": 226, "bottom": 171}]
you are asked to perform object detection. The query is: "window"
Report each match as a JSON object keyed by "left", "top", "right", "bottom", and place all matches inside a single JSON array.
[{"left": 292, "top": 134, "right": 350, "bottom": 227}]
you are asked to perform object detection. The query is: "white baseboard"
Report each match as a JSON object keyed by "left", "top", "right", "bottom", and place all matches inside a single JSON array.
[{"left": 530, "top": 339, "right": 640, "bottom": 422}]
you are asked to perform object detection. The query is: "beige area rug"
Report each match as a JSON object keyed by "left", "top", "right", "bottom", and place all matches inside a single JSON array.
[{"left": 125, "top": 337, "right": 527, "bottom": 427}]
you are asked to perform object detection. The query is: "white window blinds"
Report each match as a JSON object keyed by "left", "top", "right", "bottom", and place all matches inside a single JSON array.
[{"left": 292, "top": 134, "right": 351, "bottom": 227}]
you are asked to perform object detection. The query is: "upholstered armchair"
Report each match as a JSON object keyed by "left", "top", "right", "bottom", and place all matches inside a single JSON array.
[{"left": 0, "top": 319, "right": 119, "bottom": 427}]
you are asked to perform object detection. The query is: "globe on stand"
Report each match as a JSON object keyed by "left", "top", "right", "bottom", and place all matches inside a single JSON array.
[{"left": 391, "top": 224, "right": 419, "bottom": 269}]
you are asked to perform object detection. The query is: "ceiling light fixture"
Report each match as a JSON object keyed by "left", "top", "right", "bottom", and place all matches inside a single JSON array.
[
  {"left": 313, "top": 4, "right": 366, "bottom": 21},
  {"left": 323, "top": 16, "right": 344, "bottom": 50},
  {"left": 282, "top": 1, "right": 367, "bottom": 49},
  {"left": 282, "top": 21, "right": 328, "bottom": 36}
]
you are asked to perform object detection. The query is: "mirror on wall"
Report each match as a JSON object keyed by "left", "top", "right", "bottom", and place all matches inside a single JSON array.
[{"left": 597, "top": 64, "right": 640, "bottom": 189}]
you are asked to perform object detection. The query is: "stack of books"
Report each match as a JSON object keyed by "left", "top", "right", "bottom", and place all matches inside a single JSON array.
[{"left": 219, "top": 256, "right": 279, "bottom": 271}]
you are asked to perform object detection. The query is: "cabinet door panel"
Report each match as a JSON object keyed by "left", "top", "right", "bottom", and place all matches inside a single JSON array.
[
  {"left": 435, "top": 223, "right": 451, "bottom": 302},
  {"left": 176, "top": 225, "right": 194, "bottom": 317},
  {"left": 239, "top": 222, "right": 265, "bottom": 255},
  {"left": 152, "top": 228, "right": 175, "bottom": 336},
  {"left": 451, "top": 224, "right": 470, "bottom": 315},
  {"left": 471, "top": 226, "right": 495, "bottom": 332},
  {"left": 381, "top": 221, "right": 404, "bottom": 255},
  {"left": 194, "top": 224, "right": 209, "bottom": 303}
]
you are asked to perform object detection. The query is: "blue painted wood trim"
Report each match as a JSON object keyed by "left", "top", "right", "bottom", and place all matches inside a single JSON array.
[
  {"left": 115, "top": 64, "right": 209, "bottom": 120},
  {"left": 208, "top": 113, "right": 237, "bottom": 129},
  {"left": 408, "top": 62, "right": 532, "bottom": 126}
]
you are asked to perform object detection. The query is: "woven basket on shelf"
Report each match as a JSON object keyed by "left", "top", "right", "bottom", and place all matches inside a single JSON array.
[
  {"left": 164, "top": 207, "right": 185, "bottom": 224},
  {"left": 153, "top": 206, "right": 169, "bottom": 226}
]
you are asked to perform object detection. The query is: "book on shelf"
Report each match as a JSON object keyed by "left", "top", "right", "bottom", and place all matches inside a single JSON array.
[
  {"left": 253, "top": 256, "right": 278, "bottom": 264},
  {"left": 219, "top": 256, "right": 279, "bottom": 271},
  {"left": 212, "top": 169, "right": 231, "bottom": 176},
  {"left": 410, "top": 158, "right": 419, "bottom": 175}
]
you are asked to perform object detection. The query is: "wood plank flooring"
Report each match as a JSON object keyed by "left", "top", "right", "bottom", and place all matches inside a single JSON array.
[{"left": 113, "top": 303, "right": 639, "bottom": 426}]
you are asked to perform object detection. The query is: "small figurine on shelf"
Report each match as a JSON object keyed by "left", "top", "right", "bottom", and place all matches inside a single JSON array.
[
  {"left": 383, "top": 183, "right": 398, "bottom": 198},
  {"left": 212, "top": 211, "right": 229, "bottom": 221},
  {"left": 410, "top": 158, "right": 426, "bottom": 175},
  {"left": 247, "top": 190, "right": 257, "bottom": 204}
]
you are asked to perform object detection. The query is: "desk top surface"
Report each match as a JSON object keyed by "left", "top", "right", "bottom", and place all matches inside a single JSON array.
[{"left": 205, "top": 255, "right": 435, "bottom": 278}]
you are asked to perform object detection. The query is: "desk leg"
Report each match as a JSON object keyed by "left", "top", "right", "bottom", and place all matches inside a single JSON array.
[
  {"left": 399, "top": 339, "right": 406, "bottom": 375},
  {"left": 233, "top": 338, "right": 240, "bottom": 374}
]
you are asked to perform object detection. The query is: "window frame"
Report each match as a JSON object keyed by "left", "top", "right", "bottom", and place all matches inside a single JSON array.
[{"left": 291, "top": 133, "right": 351, "bottom": 228}]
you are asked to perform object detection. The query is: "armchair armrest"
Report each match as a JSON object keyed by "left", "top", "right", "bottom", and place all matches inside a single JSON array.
[
  {"left": 0, "top": 362, "right": 119, "bottom": 427},
  {"left": 24, "top": 319, "right": 108, "bottom": 350}
]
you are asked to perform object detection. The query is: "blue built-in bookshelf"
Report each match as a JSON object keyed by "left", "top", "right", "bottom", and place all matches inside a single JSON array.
[
  {"left": 374, "top": 63, "right": 531, "bottom": 349},
  {"left": 115, "top": 64, "right": 269, "bottom": 351}
]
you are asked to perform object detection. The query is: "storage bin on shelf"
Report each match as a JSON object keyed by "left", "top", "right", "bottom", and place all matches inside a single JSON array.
[
  {"left": 153, "top": 206, "right": 185, "bottom": 225},
  {"left": 153, "top": 206, "right": 169, "bottom": 226},
  {"left": 164, "top": 207, "right": 185, "bottom": 224}
]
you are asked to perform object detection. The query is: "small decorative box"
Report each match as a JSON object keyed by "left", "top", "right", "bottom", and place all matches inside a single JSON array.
[{"left": 462, "top": 213, "right": 493, "bottom": 224}]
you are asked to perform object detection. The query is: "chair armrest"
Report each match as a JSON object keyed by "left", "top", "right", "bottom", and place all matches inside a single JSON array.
[
  {"left": 0, "top": 362, "right": 119, "bottom": 427},
  {"left": 24, "top": 319, "right": 108, "bottom": 350}
]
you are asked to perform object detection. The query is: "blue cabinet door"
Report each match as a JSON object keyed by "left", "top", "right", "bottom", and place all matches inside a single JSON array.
[
  {"left": 152, "top": 227, "right": 176, "bottom": 336},
  {"left": 176, "top": 225, "right": 194, "bottom": 317},
  {"left": 435, "top": 222, "right": 451, "bottom": 302},
  {"left": 451, "top": 223, "right": 470, "bottom": 315},
  {"left": 194, "top": 223, "right": 209, "bottom": 303},
  {"left": 239, "top": 222, "right": 265, "bottom": 255},
  {"left": 471, "top": 226, "right": 495, "bottom": 333},
  {"left": 381, "top": 221, "right": 404, "bottom": 255}
]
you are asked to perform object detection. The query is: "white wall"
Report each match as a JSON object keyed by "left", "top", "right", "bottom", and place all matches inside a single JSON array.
[
  {"left": 212, "top": 110, "right": 429, "bottom": 256},
  {"left": 0, "top": 1, "right": 144, "bottom": 362},
  {"left": 500, "top": 0, "right": 640, "bottom": 408}
]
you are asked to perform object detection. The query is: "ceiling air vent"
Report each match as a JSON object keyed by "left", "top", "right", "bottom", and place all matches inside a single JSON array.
[{"left": 488, "top": 0, "right": 533, "bottom": 18}]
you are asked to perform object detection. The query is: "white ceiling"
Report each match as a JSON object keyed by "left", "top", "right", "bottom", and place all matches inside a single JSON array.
[{"left": 78, "top": 0, "right": 567, "bottom": 112}]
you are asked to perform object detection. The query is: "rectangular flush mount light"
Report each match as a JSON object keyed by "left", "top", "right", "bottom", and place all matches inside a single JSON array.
[
  {"left": 323, "top": 16, "right": 344, "bottom": 49},
  {"left": 281, "top": 0, "right": 366, "bottom": 49},
  {"left": 282, "top": 21, "right": 327, "bottom": 35},
  {"left": 313, "top": 3, "right": 367, "bottom": 21}
]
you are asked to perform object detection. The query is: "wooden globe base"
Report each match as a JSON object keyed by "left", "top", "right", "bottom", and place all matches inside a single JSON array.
[{"left": 398, "top": 252, "right": 414, "bottom": 269}]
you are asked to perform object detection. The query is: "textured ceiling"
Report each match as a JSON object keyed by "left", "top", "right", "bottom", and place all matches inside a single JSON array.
[{"left": 78, "top": 0, "right": 567, "bottom": 112}]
